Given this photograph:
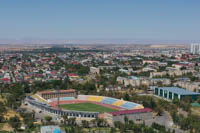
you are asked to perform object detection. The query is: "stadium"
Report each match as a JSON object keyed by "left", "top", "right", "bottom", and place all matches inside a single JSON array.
[{"left": 26, "top": 89, "right": 152, "bottom": 123}]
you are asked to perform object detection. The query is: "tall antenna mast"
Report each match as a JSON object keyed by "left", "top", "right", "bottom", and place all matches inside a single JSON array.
[
  {"left": 57, "top": 85, "right": 60, "bottom": 110},
  {"left": 57, "top": 77, "right": 63, "bottom": 110}
]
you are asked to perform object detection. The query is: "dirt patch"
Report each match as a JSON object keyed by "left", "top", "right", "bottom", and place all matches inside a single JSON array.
[
  {"left": 4, "top": 110, "right": 23, "bottom": 121},
  {"left": 191, "top": 107, "right": 200, "bottom": 116},
  {"left": 0, "top": 123, "right": 13, "bottom": 132}
]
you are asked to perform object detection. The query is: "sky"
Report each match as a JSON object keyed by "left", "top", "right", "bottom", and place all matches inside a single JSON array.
[{"left": 0, "top": 0, "right": 200, "bottom": 42}]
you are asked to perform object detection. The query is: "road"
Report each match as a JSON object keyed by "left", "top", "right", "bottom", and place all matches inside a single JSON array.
[{"left": 145, "top": 111, "right": 186, "bottom": 133}]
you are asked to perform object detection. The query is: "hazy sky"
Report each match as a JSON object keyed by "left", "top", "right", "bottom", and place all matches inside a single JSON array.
[{"left": 0, "top": 0, "right": 200, "bottom": 41}]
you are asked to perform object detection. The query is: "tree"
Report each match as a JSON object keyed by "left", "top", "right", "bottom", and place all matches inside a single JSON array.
[
  {"left": 123, "top": 93, "right": 130, "bottom": 101},
  {"left": 90, "top": 118, "right": 98, "bottom": 127},
  {"left": 155, "top": 106, "right": 164, "bottom": 116},
  {"left": 172, "top": 98, "right": 180, "bottom": 105},
  {"left": 67, "top": 117, "right": 76, "bottom": 126},
  {"left": 8, "top": 116, "right": 21, "bottom": 132},
  {"left": 44, "top": 115, "right": 52, "bottom": 123},
  {"left": 197, "top": 96, "right": 200, "bottom": 104},
  {"left": 124, "top": 116, "right": 129, "bottom": 125},
  {"left": 0, "top": 102, "right": 7, "bottom": 115},
  {"left": 150, "top": 98, "right": 156, "bottom": 109},
  {"left": 110, "top": 127, "right": 116, "bottom": 133},
  {"left": 63, "top": 114, "right": 68, "bottom": 125},
  {"left": 81, "top": 120, "right": 89, "bottom": 128}
]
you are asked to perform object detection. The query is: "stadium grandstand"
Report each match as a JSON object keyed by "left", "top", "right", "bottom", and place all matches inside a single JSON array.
[
  {"left": 32, "top": 94, "right": 47, "bottom": 103},
  {"left": 38, "top": 89, "right": 76, "bottom": 99},
  {"left": 25, "top": 90, "right": 149, "bottom": 123}
]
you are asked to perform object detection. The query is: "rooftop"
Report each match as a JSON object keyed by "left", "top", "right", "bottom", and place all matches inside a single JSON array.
[
  {"left": 157, "top": 87, "right": 200, "bottom": 95},
  {"left": 39, "top": 89, "right": 75, "bottom": 94},
  {"left": 109, "top": 108, "right": 152, "bottom": 116},
  {"left": 40, "top": 126, "right": 65, "bottom": 133}
]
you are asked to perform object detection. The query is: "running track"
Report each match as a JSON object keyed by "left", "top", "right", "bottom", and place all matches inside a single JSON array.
[{"left": 49, "top": 100, "right": 124, "bottom": 111}]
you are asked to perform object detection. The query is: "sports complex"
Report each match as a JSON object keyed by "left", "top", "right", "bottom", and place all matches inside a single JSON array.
[{"left": 26, "top": 89, "right": 152, "bottom": 124}]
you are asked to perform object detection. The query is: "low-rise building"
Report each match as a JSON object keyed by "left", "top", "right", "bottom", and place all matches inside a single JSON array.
[
  {"left": 174, "top": 81, "right": 200, "bottom": 92},
  {"left": 40, "top": 126, "right": 65, "bottom": 133},
  {"left": 104, "top": 108, "right": 153, "bottom": 127},
  {"left": 153, "top": 87, "right": 200, "bottom": 101},
  {"left": 90, "top": 67, "right": 100, "bottom": 74}
]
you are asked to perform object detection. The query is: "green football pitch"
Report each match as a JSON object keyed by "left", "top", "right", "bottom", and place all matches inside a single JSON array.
[{"left": 59, "top": 103, "right": 117, "bottom": 113}]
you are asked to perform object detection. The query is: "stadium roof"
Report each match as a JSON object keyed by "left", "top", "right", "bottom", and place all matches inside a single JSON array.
[
  {"left": 109, "top": 108, "right": 152, "bottom": 116},
  {"left": 39, "top": 89, "right": 75, "bottom": 94},
  {"left": 157, "top": 87, "right": 200, "bottom": 95}
]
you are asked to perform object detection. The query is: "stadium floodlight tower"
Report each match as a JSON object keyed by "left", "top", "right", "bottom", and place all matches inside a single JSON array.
[
  {"left": 56, "top": 77, "right": 65, "bottom": 111},
  {"left": 56, "top": 85, "right": 60, "bottom": 110}
]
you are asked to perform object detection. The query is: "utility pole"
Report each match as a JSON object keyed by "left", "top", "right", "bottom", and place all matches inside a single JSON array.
[
  {"left": 57, "top": 77, "right": 63, "bottom": 110},
  {"left": 56, "top": 85, "right": 60, "bottom": 110}
]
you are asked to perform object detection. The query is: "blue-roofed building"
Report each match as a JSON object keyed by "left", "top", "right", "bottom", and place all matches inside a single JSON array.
[
  {"left": 40, "top": 126, "right": 65, "bottom": 133},
  {"left": 130, "top": 76, "right": 138, "bottom": 80},
  {"left": 154, "top": 87, "right": 200, "bottom": 101}
]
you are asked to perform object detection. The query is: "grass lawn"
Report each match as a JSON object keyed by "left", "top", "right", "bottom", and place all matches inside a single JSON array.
[{"left": 59, "top": 103, "right": 116, "bottom": 113}]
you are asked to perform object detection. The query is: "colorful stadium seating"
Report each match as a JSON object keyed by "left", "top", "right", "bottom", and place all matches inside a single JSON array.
[
  {"left": 88, "top": 96, "right": 105, "bottom": 102},
  {"left": 112, "top": 100, "right": 126, "bottom": 106},
  {"left": 46, "top": 94, "right": 144, "bottom": 110},
  {"left": 48, "top": 97, "right": 75, "bottom": 102},
  {"left": 101, "top": 97, "right": 118, "bottom": 105},
  {"left": 120, "top": 102, "right": 138, "bottom": 109},
  {"left": 60, "top": 97, "right": 75, "bottom": 101},
  {"left": 132, "top": 104, "right": 144, "bottom": 110}
]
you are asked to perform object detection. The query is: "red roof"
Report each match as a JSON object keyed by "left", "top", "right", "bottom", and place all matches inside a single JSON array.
[
  {"left": 39, "top": 89, "right": 75, "bottom": 94},
  {"left": 68, "top": 68, "right": 73, "bottom": 71},
  {"left": 49, "top": 62, "right": 55, "bottom": 65},
  {"left": 68, "top": 73, "right": 78, "bottom": 77},
  {"left": 35, "top": 74, "right": 44, "bottom": 77},
  {"left": 1, "top": 78, "right": 10, "bottom": 82},
  {"left": 73, "top": 61, "right": 78, "bottom": 64},
  {"left": 109, "top": 108, "right": 152, "bottom": 116},
  {"left": 175, "top": 64, "right": 193, "bottom": 67},
  {"left": 51, "top": 71, "right": 57, "bottom": 74}
]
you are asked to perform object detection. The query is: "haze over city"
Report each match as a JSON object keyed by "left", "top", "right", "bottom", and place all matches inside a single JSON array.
[{"left": 0, "top": 0, "right": 200, "bottom": 44}]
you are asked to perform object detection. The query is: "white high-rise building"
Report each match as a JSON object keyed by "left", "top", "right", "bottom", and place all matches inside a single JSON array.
[{"left": 190, "top": 43, "right": 200, "bottom": 54}]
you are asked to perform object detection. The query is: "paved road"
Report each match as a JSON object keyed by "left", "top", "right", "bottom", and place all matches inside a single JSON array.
[
  {"left": 20, "top": 104, "right": 61, "bottom": 123},
  {"left": 145, "top": 111, "right": 186, "bottom": 133}
]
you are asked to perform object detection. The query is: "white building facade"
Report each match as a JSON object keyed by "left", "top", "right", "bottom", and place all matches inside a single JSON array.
[{"left": 190, "top": 43, "right": 200, "bottom": 54}]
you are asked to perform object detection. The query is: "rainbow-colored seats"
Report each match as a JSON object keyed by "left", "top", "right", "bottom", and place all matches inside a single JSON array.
[
  {"left": 132, "top": 104, "right": 144, "bottom": 110},
  {"left": 60, "top": 97, "right": 75, "bottom": 101},
  {"left": 57, "top": 95, "right": 144, "bottom": 110},
  {"left": 113, "top": 100, "right": 126, "bottom": 106},
  {"left": 88, "top": 96, "right": 105, "bottom": 102},
  {"left": 120, "top": 102, "right": 138, "bottom": 109},
  {"left": 48, "top": 97, "right": 75, "bottom": 102},
  {"left": 101, "top": 97, "right": 118, "bottom": 104}
]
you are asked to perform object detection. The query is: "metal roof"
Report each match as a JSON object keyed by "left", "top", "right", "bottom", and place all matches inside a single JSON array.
[
  {"left": 157, "top": 87, "right": 200, "bottom": 95},
  {"left": 39, "top": 89, "right": 75, "bottom": 94},
  {"left": 109, "top": 108, "right": 152, "bottom": 116},
  {"left": 40, "top": 126, "right": 65, "bottom": 133}
]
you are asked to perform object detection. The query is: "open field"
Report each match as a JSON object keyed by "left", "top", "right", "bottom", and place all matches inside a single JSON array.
[
  {"left": 59, "top": 103, "right": 117, "bottom": 113},
  {"left": 0, "top": 123, "right": 13, "bottom": 132}
]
